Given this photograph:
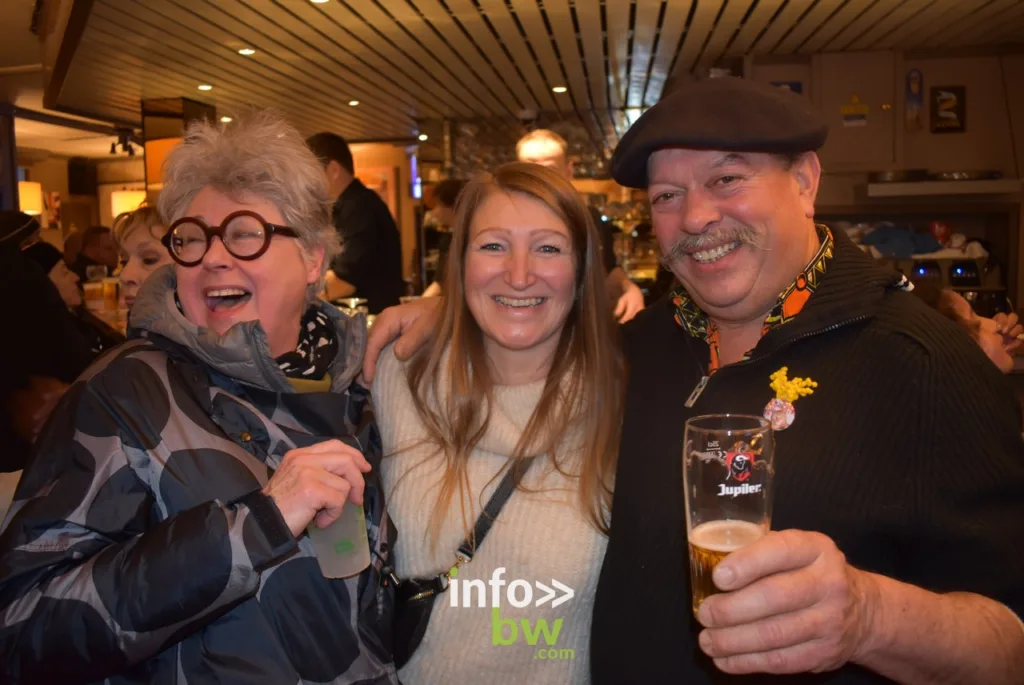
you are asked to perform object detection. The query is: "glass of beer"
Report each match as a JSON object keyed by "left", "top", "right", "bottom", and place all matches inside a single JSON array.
[{"left": 683, "top": 414, "right": 774, "bottom": 617}]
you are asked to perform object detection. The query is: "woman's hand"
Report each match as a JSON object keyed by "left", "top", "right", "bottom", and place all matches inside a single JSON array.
[{"left": 263, "top": 440, "right": 372, "bottom": 537}]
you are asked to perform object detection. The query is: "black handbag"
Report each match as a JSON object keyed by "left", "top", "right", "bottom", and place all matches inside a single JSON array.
[{"left": 390, "top": 457, "right": 535, "bottom": 669}]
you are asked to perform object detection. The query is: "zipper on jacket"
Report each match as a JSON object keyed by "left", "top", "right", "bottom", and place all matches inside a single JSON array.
[{"left": 689, "top": 314, "right": 871, "bottom": 400}]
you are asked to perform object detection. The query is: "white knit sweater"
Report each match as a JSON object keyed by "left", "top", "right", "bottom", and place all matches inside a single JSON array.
[{"left": 372, "top": 346, "right": 607, "bottom": 685}]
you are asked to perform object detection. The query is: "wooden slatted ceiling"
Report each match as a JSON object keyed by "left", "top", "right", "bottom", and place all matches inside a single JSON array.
[
  {"left": 847, "top": 0, "right": 938, "bottom": 51},
  {"left": 508, "top": 0, "right": 574, "bottom": 115},
  {"left": 574, "top": 0, "right": 615, "bottom": 137},
  {"left": 56, "top": 0, "right": 1024, "bottom": 153},
  {"left": 604, "top": 0, "right": 631, "bottom": 114},
  {"left": 961, "top": 1, "right": 1024, "bottom": 45},
  {"left": 476, "top": 0, "right": 558, "bottom": 113},
  {"left": 644, "top": 0, "right": 692, "bottom": 106},
  {"left": 929, "top": 0, "right": 1024, "bottom": 47},
  {"left": 380, "top": 0, "right": 519, "bottom": 115},
  {"left": 752, "top": 0, "right": 816, "bottom": 54},
  {"left": 545, "top": 0, "right": 607, "bottom": 144},
  {"left": 440, "top": 0, "right": 537, "bottom": 110},
  {"left": 115, "top": 0, "right": 424, "bottom": 124},
  {"left": 90, "top": 4, "right": 401, "bottom": 135},
  {"left": 883, "top": 0, "right": 989, "bottom": 50},
  {"left": 699, "top": 0, "right": 757, "bottom": 68},
  {"left": 626, "top": 0, "right": 662, "bottom": 107},
  {"left": 727, "top": 0, "right": 786, "bottom": 57},
  {"left": 775, "top": 0, "right": 846, "bottom": 54},
  {"left": 797, "top": 0, "right": 874, "bottom": 54},
  {"left": 675, "top": 0, "right": 724, "bottom": 75}
]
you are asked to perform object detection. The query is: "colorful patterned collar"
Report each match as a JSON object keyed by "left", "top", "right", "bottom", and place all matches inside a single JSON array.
[{"left": 672, "top": 224, "right": 834, "bottom": 373}]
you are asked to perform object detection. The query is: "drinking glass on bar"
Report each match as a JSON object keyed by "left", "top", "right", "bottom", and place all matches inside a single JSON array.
[{"left": 683, "top": 414, "right": 774, "bottom": 618}]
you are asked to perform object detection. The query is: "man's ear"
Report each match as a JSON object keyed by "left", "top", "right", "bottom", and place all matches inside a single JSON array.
[
  {"left": 325, "top": 160, "right": 342, "bottom": 183},
  {"left": 791, "top": 152, "right": 822, "bottom": 219}
]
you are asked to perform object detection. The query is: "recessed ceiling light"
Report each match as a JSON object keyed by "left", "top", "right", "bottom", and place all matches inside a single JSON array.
[
  {"left": 220, "top": 116, "right": 233, "bottom": 123},
  {"left": 348, "top": 100, "right": 360, "bottom": 107},
  {"left": 418, "top": 134, "right": 428, "bottom": 141},
  {"left": 552, "top": 86, "right": 567, "bottom": 93},
  {"left": 198, "top": 84, "right": 213, "bottom": 91},
  {"left": 238, "top": 48, "right": 256, "bottom": 56},
  {"left": 310, "top": 0, "right": 329, "bottom": 3}
]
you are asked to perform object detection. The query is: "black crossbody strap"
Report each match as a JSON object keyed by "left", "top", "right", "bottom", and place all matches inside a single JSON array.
[{"left": 456, "top": 456, "right": 536, "bottom": 562}]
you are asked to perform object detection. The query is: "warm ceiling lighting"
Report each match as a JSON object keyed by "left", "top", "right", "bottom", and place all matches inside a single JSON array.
[
  {"left": 310, "top": 0, "right": 329, "bottom": 3},
  {"left": 348, "top": 100, "right": 360, "bottom": 106},
  {"left": 220, "top": 116, "right": 233, "bottom": 123},
  {"left": 238, "top": 48, "right": 256, "bottom": 56},
  {"left": 552, "top": 86, "right": 567, "bottom": 93},
  {"left": 418, "top": 134, "right": 428, "bottom": 141},
  {"left": 18, "top": 181, "right": 43, "bottom": 216},
  {"left": 198, "top": 84, "right": 213, "bottom": 91}
]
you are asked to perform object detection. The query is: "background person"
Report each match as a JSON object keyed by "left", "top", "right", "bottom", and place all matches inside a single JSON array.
[
  {"left": 113, "top": 205, "right": 173, "bottom": 310},
  {"left": 21, "top": 240, "right": 125, "bottom": 355},
  {"left": 0, "top": 212, "right": 95, "bottom": 472},
  {"left": 67, "top": 224, "right": 119, "bottom": 281},
  {"left": 911, "top": 281, "right": 1022, "bottom": 374},
  {"left": 0, "top": 111, "right": 398, "bottom": 685},
  {"left": 306, "top": 131, "right": 404, "bottom": 313},
  {"left": 421, "top": 178, "right": 465, "bottom": 298}
]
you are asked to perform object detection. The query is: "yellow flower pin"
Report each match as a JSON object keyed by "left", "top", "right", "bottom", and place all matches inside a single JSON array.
[{"left": 764, "top": 367, "right": 817, "bottom": 430}]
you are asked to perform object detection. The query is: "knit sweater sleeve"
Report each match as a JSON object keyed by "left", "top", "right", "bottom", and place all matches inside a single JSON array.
[
  {"left": 370, "top": 344, "right": 416, "bottom": 456},
  {"left": 899, "top": 330, "right": 1024, "bottom": 621}
]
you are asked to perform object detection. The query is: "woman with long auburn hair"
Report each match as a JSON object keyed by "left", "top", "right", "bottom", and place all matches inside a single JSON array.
[{"left": 372, "top": 162, "right": 624, "bottom": 683}]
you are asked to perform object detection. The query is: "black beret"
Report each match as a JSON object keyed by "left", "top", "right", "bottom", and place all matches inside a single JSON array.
[{"left": 611, "top": 76, "right": 829, "bottom": 188}]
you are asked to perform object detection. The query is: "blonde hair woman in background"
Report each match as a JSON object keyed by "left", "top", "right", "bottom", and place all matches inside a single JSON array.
[
  {"left": 373, "top": 162, "right": 624, "bottom": 684},
  {"left": 113, "top": 205, "right": 173, "bottom": 310}
]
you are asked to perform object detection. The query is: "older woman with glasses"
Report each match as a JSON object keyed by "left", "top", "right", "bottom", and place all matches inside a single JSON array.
[{"left": 0, "top": 112, "right": 398, "bottom": 685}]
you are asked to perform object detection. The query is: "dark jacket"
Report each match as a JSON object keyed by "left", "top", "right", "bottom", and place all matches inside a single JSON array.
[
  {"left": 591, "top": 229, "right": 1024, "bottom": 684},
  {"left": 0, "top": 267, "right": 398, "bottom": 684},
  {"left": 0, "top": 214, "right": 95, "bottom": 471},
  {"left": 74, "top": 306, "right": 127, "bottom": 356},
  {"left": 330, "top": 179, "right": 404, "bottom": 314}
]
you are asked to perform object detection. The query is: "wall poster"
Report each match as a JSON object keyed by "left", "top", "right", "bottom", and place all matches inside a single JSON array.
[{"left": 930, "top": 86, "right": 966, "bottom": 133}]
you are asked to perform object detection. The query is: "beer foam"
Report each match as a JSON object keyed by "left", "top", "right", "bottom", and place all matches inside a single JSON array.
[{"left": 690, "top": 520, "right": 764, "bottom": 553}]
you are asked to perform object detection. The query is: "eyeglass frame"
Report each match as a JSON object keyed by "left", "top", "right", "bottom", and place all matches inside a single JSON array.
[{"left": 160, "top": 210, "right": 300, "bottom": 267}]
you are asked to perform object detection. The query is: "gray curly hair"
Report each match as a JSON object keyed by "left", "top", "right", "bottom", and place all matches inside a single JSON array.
[{"left": 157, "top": 110, "right": 340, "bottom": 302}]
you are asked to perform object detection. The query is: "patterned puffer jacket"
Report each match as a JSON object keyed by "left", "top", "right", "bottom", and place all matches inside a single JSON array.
[{"left": 0, "top": 267, "right": 398, "bottom": 684}]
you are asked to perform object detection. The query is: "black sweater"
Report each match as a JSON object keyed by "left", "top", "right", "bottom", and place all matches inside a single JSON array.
[{"left": 591, "top": 230, "right": 1024, "bottom": 684}]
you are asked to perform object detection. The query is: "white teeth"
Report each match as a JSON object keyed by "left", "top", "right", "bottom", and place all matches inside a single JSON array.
[
  {"left": 207, "top": 288, "right": 249, "bottom": 297},
  {"left": 691, "top": 241, "right": 740, "bottom": 264},
  {"left": 494, "top": 296, "right": 545, "bottom": 308}
]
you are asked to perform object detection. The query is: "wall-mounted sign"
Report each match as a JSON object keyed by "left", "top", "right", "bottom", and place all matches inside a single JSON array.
[
  {"left": 905, "top": 69, "right": 924, "bottom": 132},
  {"left": 841, "top": 95, "right": 868, "bottom": 127},
  {"left": 930, "top": 86, "right": 966, "bottom": 133}
]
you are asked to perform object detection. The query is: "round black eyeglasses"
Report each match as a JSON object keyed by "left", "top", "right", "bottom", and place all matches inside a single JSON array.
[{"left": 161, "top": 210, "right": 300, "bottom": 267}]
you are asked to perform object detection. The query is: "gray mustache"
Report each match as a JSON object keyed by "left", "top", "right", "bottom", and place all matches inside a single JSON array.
[{"left": 660, "top": 225, "right": 764, "bottom": 267}]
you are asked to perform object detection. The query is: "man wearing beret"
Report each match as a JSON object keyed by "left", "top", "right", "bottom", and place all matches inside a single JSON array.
[
  {"left": 360, "top": 76, "right": 1024, "bottom": 683},
  {"left": 589, "top": 77, "right": 1024, "bottom": 683}
]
